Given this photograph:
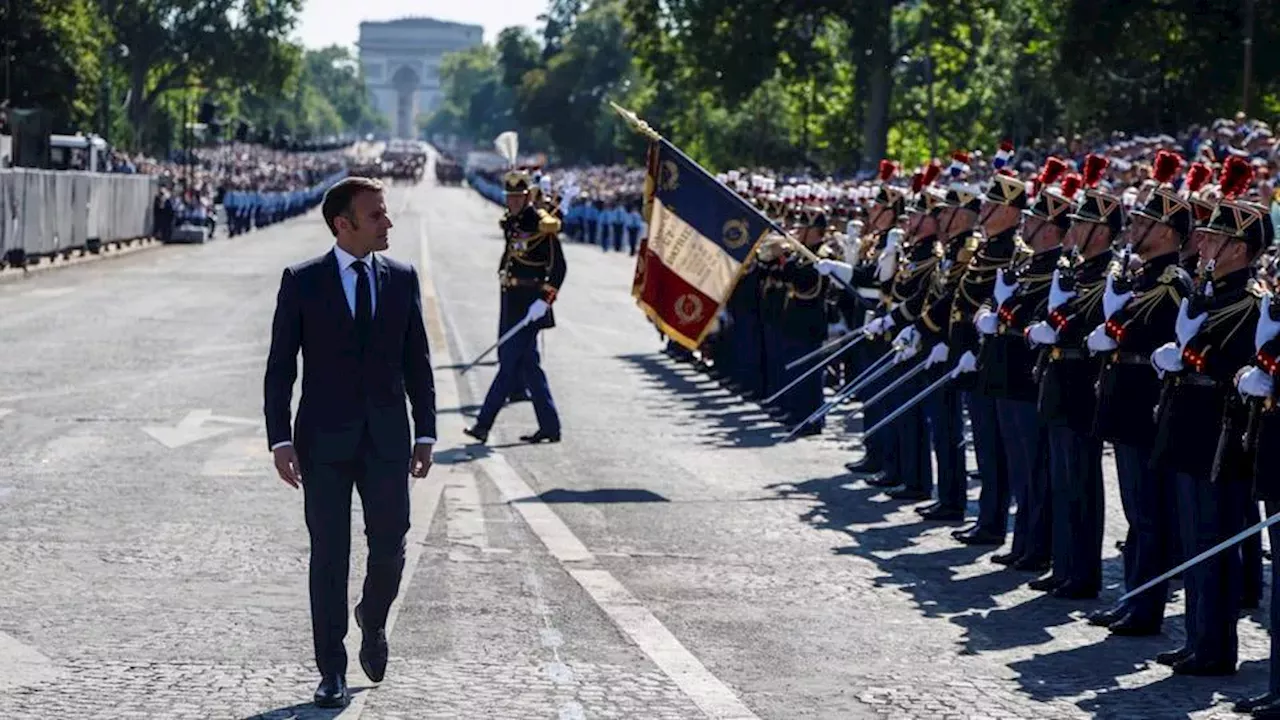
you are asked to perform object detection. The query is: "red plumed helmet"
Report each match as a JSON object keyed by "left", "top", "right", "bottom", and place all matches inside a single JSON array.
[
  {"left": 922, "top": 160, "right": 942, "bottom": 187},
  {"left": 1037, "top": 156, "right": 1068, "bottom": 188},
  {"left": 1081, "top": 154, "right": 1109, "bottom": 188},
  {"left": 1059, "top": 173, "right": 1083, "bottom": 199},
  {"left": 910, "top": 171, "right": 925, "bottom": 194},
  {"left": 1184, "top": 162, "right": 1213, "bottom": 193},
  {"left": 1219, "top": 155, "right": 1254, "bottom": 199},
  {"left": 878, "top": 159, "right": 896, "bottom": 182},
  {"left": 951, "top": 150, "right": 970, "bottom": 164},
  {"left": 1152, "top": 149, "right": 1184, "bottom": 185}
]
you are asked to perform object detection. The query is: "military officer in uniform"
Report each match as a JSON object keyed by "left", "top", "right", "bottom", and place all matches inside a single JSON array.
[
  {"left": 1149, "top": 155, "right": 1269, "bottom": 676},
  {"left": 1234, "top": 295, "right": 1280, "bottom": 715},
  {"left": 1025, "top": 153, "right": 1119, "bottom": 599},
  {"left": 1082, "top": 150, "right": 1195, "bottom": 634},
  {"left": 465, "top": 169, "right": 567, "bottom": 445},
  {"left": 948, "top": 163, "right": 1030, "bottom": 545},
  {"left": 975, "top": 160, "right": 1075, "bottom": 572}
]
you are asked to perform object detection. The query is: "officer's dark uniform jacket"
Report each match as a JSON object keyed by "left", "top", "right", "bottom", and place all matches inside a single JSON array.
[
  {"left": 772, "top": 249, "right": 827, "bottom": 344},
  {"left": 1247, "top": 335, "right": 1280, "bottom": 500},
  {"left": 1035, "top": 249, "right": 1113, "bottom": 432},
  {"left": 1152, "top": 268, "right": 1263, "bottom": 480},
  {"left": 975, "top": 245, "right": 1061, "bottom": 402},
  {"left": 499, "top": 204, "right": 567, "bottom": 331},
  {"left": 892, "top": 232, "right": 969, "bottom": 338},
  {"left": 884, "top": 233, "right": 942, "bottom": 334},
  {"left": 1092, "top": 252, "right": 1192, "bottom": 448}
]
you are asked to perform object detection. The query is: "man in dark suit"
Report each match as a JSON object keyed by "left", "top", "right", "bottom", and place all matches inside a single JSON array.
[{"left": 263, "top": 175, "right": 436, "bottom": 709}]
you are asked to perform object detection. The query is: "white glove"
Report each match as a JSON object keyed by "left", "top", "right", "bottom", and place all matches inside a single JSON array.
[
  {"left": 845, "top": 219, "right": 863, "bottom": 241},
  {"left": 974, "top": 307, "right": 999, "bottom": 336},
  {"left": 1047, "top": 269, "right": 1075, "bottom": 312},
  {"left": 1238, "top": 366, "right": 1275, "bottom": 399},
  {"left": 892, "top": 326, "right": 920, "bottom": 362},
  {"left": 1086, "top": 323, "right": 1118, "bottom": 353},
  {"left": 827, "top": 321, "right": 849, "bottom": 338},
  {"left": 1174, "top": 297, "right": 1208, "bottom": 348},
  {"left": 955, "top": 350, "right": 978, "bottom": 374},
  {"left": 863, "top": 314, "right": 895, "bottom": 337},
  {"left": 817, "top": 258, "right": 854, "bottom": 285},
  {"left": 1027, "top": 321, "right": 1058, "bottom": 347},
  {"left": 1102, "top": 274, "right": 1133, "bottom": 320},
  {"left": 883, "top": 227, "right": 902, "bottom": 253},
  {"left": 1256, "top": 294, "right": 1280, "bottom": 351},
  {"left": 924, "top": 342, "right": 949, "bottom": 368},
  {"left": 1151, "top": 341, "right": 1184, "bottom": 376},
  {"left": 524, "top": 299, "right": 550, "bottom": 324},
  {"left": 992, "top": 268, "right": 1018, "bottom": 307},
  {"left": 876, "top": 233, "right": 901, "bottom": 283}
]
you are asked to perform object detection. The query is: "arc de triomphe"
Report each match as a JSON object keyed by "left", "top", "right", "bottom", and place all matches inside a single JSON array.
[{"left": 358, "top": 18, "right": 483, "bottom": 139}]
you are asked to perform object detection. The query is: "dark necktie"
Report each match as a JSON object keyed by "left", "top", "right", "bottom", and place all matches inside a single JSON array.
[{"left": 353, "top": 259, "right": 372, "bottom": 346}]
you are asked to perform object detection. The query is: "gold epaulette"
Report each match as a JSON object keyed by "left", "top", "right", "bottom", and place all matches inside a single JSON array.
[
  {"left": 957, "top": 234, "right": 980, "bottom": 266},
  {"left": 537, "top": 208, "right": 562, "bottom": 236}
]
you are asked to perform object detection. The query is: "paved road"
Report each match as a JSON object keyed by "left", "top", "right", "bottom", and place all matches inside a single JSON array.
[{"left": 0, "top": 165, "right": 1273, "bottom": 719}]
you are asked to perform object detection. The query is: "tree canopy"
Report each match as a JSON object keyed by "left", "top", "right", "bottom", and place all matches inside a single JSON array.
[{"left": 426, "top": 0, "right": 1280, "bottom": 173}]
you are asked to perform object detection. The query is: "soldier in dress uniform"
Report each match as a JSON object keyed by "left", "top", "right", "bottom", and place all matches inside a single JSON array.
[
  {"left": 1234, "top": 292, "right": 1280, "bottom": 715},
  {"left": 888, "top": 152, "right": 982, "bottom": 522},
  {"left": 817, "top": 161, "right": 908, "bottom": 480},
  {"left": 974, "top": 160, "right": 1075, "bottom": 572},
  {"left": 1149, "top": 155, "right": 1270, "bottom": 676},
  {"left": 464, "top": 169, "right": 567, "bottom": 445},
  {"left": 946, "top": 159, "right": 1030, "bottom": 546},
  {"left": 1025, "top": 153, "right": 1120, "bottom": 599},
  {"left": 855, "top": 164, "right": 946, "bottom": 502},
  {"left": 1083, "top": 149, "right": 1195, "bottom": 635}
]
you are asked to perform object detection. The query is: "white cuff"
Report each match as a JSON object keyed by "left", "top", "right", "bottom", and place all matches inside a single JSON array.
[
  {"left": 270, "top": 441, "right": 292, "bottom": 451},
  {"left": 414, "top": 437, "right": 436, "bottom": 445}
]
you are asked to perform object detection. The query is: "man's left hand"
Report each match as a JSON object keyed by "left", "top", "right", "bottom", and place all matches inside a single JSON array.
[{"left": 411, "top": 442, "right": 434, "bottom": 478}]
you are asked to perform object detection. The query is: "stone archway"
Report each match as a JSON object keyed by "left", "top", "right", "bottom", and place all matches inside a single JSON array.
[{"left": 390, "top": 65, "right": 421, "bottom": 139}]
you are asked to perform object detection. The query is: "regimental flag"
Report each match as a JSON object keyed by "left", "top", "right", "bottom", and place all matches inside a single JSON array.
[{"left": 631, "top": 139, "right": 775, "bottom": 350}]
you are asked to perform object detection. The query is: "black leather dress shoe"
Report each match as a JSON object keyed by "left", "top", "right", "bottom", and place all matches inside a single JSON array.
[
  {"left": 954, "top": 528, "right": 1004, "bottom": 546},
  {"left": 865, "top": 474, "right": 899, "bottom": 488},
  {"left": 519, "top": 429, "right": 561, "bottom": 444},
  {"left": 1028, "top": 574, "right": 1066, "bottom": 592},
  {"left": 886, "top": 486, "right": 931, "bottom": 501},
  {"left": 314, "top": 673, "right": 349, "bottom": 708},
  {"left": 919, "top": 505, "right": 965, "bottom": 522},
  {"left": 1240, "top": 693, "right": 1280, "bottom": 716},
  {"left": 1155, "top": 646, "right": 1193, "bottom": 666},
  {"left": 1085, "top": 606, "right": 1126, "bottom": 627},
  {"left": 1107, "top": 613, "right": 1162, "bottom": 637},
  {"left": 463, "top": 426, "right": 489, "bottom": 444},
  {"left": 355, "top": 603, "right": 389, "bottom": 683},
  {"left": 1171, "top": 656, "right": 1236, "bottom": 676},
  {"left": 990, "top": 552, "right": 1020, "bottom": 566},
  {"left": 1011, "top": 556, "right": 1051, "bottom": 573},
  {"left": 844, "top": 458, "right": 883, "bottom": 474},
  {"left": 1049, "top": 582, "right": 1098, "bottom": 600},
  {"left": 914, "top": 501, "right": 941, "bottom": 515}
]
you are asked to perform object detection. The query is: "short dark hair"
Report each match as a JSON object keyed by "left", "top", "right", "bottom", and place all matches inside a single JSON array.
[{"left": 322, "top": 176, "right": 384, "bottom": 236}]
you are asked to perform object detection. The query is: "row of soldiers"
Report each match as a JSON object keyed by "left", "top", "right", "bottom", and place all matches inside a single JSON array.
[{"left": 697, "top": 146, "right": 1280, "bottom": 715}]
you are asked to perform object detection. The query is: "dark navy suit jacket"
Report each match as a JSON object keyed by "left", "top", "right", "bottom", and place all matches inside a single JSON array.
[{"left": 263, "top": 249, "right": 437, "bottom": 463}]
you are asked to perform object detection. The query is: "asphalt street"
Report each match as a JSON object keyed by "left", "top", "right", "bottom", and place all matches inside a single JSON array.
[{"left": 0, "top": 162, "right": 1274, "bottom": 719}]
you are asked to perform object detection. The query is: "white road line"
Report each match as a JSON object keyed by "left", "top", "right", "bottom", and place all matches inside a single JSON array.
[
  {"left": 445, "top": 472, "right": 490, "bottom": 552},
  {"left": 419, "top": 214, "right": 761, "bottom": 720}
]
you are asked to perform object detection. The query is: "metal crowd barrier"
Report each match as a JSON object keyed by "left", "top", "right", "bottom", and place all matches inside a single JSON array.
[{"left": 0, "top": 169, "right": 158, "bottom": 266}]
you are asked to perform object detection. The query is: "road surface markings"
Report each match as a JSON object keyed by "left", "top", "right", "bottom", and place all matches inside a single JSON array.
[
  {"left": 0, "top": 629, "right": 61, "bottom": 692},
  {"left": 140, "top": 409, "right": 258, "bottom": 449},
  {"left": 419, "top": 214, "right": 761, "bottom": 720}
]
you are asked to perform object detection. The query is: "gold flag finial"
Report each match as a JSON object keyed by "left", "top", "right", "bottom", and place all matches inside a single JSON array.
[{"left": 609, "top": 102, "right": 662, "bottom": 142}]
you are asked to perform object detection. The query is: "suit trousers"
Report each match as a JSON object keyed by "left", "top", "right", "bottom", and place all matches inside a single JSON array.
[
  {"left": 476, "top": 324, "right": 560, "bottom": 434},
  {"left": 924, "top": 382, "right": 966, "bottom": 511},
  {"left": 885, "top": 365, "right": 932, "bottom": 494},
  {"left": 969, "top": 392, "right": 1011, "bottom": 536},
  {"left": 995, "top": 399, "right": 1049, "bottom": 562},
  {"left": 301, "top": 431, "right": 410, "bottom": 677},
  {"left": 1175, "top": 470, "right": 1247, "bottom": 667},
  {"left": 1047, "top": 425, "right": 1103, "bottom": 591},
  {"left": 1112, "top": 442, "right": 1172, "bottom": 625}
]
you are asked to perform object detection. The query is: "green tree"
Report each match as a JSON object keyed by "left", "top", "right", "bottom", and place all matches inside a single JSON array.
[{"left": 4, "top": 0, "right": 106, "bottom": 132}]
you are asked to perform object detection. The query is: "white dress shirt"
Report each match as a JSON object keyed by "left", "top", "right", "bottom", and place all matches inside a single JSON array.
[{"left": 270, "top": 245, "right": 435, "bottom": 452}]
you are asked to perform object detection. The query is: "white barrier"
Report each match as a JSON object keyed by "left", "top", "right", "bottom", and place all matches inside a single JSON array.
[{"left": 0, "top": 169, "right": 158, "bottom": 261}]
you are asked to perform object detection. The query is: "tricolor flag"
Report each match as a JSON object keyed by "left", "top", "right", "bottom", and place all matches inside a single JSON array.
[{"left": 632, "top": 139, "right": 776, "bottom": 350}]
